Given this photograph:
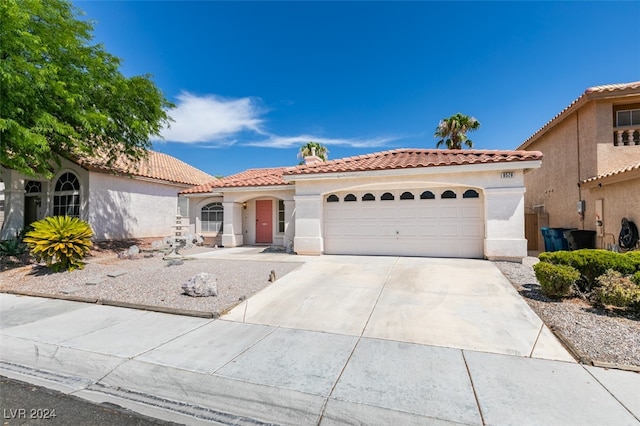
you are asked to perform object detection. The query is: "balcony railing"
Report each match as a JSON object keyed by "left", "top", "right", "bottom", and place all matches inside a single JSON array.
[{"left": 614, "top": 126, "right": 640, "bottom": 146}]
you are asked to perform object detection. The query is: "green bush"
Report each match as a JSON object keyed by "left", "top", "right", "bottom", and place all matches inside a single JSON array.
[
  {"left": 23, "top": 216, "right": 93, "bottom": 272},
  {"left": 533, "top": 261, "right": 580, "bottom": 297},
  {"left": 0, "top": 239, "right": 27, "bottom": 257},
  {"left": 632, "top": 271, "right": 640, "bottom": 286},
  {"left": 624, "top": 251, "right": 640, "bottom": 271},
  {"left": 538, "top": 249, "right": 636, "bottom": 291},
  {"left": 593, "top": 270, "right": 640, "bottom": 308}
]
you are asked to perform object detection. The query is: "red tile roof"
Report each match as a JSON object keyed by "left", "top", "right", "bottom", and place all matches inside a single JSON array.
[
  {"left": 75, "top": 150, "right": 215, "bottom": 186},
  {"left": 181, "top": 167, "right": 290, "bottom": 194},
  {"left": 581, "top": 162, "right": 640, "bottom": 185},
  {"left": 285, "top": 148, "right": 543, "bottom": 176},
  {"left": 518, "top": 81, "right": 640, "bottom": 150},
  {"left": 181, "top": 148, "right": 542, "bottom": 193}
]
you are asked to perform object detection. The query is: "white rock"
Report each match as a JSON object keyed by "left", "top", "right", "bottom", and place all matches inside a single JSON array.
[{"left": 182, "top": 272, "right": 217, "bottom": 297}]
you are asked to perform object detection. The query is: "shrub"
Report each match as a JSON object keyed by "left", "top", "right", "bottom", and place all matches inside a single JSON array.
[
  {"left": 624, "top": 251, "right": 640, "bottom": 271},
  {"left": 23, "top": 216, "right": 93, "bottom": 272},
  {"left": 0, "top": 239, "right": 27, "bottom": 257},
  {"left": 593, "top": 270, "right": 640, "bottom": 308},
  {"left": 533, "top": 261, "right": 580, "bottom": 297},
  {"left": 632, "top": 271, "right": 640, "bottom": 286},
  {"left": 538, "top": 249, "right": 636, "bottom": 291}
]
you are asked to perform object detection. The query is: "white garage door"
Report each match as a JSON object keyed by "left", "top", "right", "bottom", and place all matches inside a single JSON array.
[{"left": 323, "top": 188, "right": 484, "bottom": 258}]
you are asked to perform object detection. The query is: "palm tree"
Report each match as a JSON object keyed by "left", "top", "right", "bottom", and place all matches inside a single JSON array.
[
  {"left": 434, "top": 113, "right": 481, "bottom": 149},
  {"left": 298, "top": 141, "right": 329, "bottom": 163}
]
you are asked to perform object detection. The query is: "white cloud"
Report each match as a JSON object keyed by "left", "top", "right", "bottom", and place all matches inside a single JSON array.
[
  {"left": 245, "top": 135, "right": 400, "bottom": 149},
  {"left": 154, "top": 92, "right": 265, "bottom": 143},
  {"left": 153, "top": 92, "right": 401, "bottom": 149}
]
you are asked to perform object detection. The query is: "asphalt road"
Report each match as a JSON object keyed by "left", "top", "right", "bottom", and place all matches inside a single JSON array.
[{"left": 0, "top": 376, "right": 179, "bottom": 426}]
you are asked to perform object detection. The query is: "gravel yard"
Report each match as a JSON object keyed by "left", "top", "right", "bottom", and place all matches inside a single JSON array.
[
  {"left": 494, "top": 259, "right": 640, "bottom": 368},
  {"left": 0, "top": 249, "right": 302, "bottom": 317}
]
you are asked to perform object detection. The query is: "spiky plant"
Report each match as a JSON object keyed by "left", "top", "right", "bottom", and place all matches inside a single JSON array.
[{"left": 23, "top": 216, "right": 93, "bottom": 272}]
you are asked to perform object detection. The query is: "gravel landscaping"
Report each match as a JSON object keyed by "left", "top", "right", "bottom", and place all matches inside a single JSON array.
[
  {"left": 494, "top": 259, "right": 640, "bottom": 369},
  {"left": 0, "top": 248, "right": 302, "bottom": 317}
]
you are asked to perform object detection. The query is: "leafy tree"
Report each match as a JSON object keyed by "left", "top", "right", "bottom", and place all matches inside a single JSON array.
[
  {"left": 434, "top": 113, "right": 481, "bottom": 149},
  {"left": 0, "top": 0, "right": 173, "bottom": 177},
  {"left": 298, "top": 141, "right": 329, "bottom": 164}
]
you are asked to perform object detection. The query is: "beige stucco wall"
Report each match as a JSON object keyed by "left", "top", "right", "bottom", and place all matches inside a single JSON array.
[
  {"left": 583, "top": 178, "right": 640, "bottom": 249},
  {"left": 88, "top": 173, "right": 183, "bottom": 240},
  {"left": 522, "top": 94, "right": 640, "bottom": 250}
]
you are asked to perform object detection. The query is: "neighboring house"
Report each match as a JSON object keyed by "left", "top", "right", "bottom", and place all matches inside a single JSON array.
[
  {"left": 517, "top": 81, "right": 640, "bottom": 251},
  {"left": 181, "top": 148, "right": 542, "bottom": 261},
  {"left": 0, "top": 151, "right": 214, "bottom": 240}
]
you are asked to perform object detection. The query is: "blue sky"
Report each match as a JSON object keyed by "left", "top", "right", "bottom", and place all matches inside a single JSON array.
[{"left": 75, "top": 1, "right": 640, "bottom": 177}]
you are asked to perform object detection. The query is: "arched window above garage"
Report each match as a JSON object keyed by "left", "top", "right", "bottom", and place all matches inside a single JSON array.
[
  {"left": 441, "top": 190, "right": 457, "bottom": 199},
  {"left": 362, "top": 193, "right": 375, "bottom": 201},
  {"left": 381, "top": 192, "right": 394, "bottom": 201},
  {"left": 344, "top": 194, "right": 357, "bottom": 202},
  {"left": 463, "top": 189, "right": 479, "bottom": 198},
  {"left": 420, "top": 191, "right": 435, "bottom": 200},
  {"left": 400, "top": 191, "right": 414, "bottom": 200},
  {"left": 327, "top": 194, "right": 339, "bottom": 202}
]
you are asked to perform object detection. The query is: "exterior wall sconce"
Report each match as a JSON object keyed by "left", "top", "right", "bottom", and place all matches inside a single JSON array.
[{"left": 242, "top": 202, "right": 247, "bottom": 210}]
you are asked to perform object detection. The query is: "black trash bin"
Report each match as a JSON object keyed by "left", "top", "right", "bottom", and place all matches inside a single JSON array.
[{"left": 563, "top": 230, "right": 596, "bottom": 250}]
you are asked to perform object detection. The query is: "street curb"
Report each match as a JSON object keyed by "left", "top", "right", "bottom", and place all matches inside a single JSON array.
[{"left": 0, "top": 289, "right": 217, "bottom": 319}]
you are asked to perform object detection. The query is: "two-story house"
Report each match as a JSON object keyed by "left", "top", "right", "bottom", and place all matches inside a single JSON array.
[{"left": 517, "top": 81, "right": 640, "bottom": 251}]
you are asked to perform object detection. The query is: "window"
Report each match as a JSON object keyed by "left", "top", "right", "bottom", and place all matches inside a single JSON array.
[
  {"left": 25, "top": 181, "right": 42, "bottom": 193},
  {"left": 616, "top": 109, "right": 640, "bottom": 127},
  {"left": 327, "top": 194, "right": 339, "bottom": 202},
  {"left": 400, "top": 191, "right": 414, "bottom": 200},
  {"left": 201, "top": 202, "right": 223, "bottom": 233},
  {"left": 381, "top": 192, "right": 394, "bottom": 201},
  {"left": 344, "top": 194, "right": 357, "bottom": 202},
  {"left": 463, "top": 189, "right": 479, "bottom": 198},
  {"left": 53, "top": 172, "right": 80, "bottom": 217},
  {"left": 362, "top": 193, "right": 375, "bottom": 201},
  {"left": 441, "top": 190, "right": 457, "bottom": 199},
  {"left": 278, "top": 200, "right": 285, "bottom": 233},
  {"left": 420, "top": 191, "right": 435, "bottom": 200}
]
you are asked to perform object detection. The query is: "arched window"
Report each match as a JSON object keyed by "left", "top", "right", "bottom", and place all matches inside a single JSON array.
[
  {"left": 463, "top": 189, "right": 479, "bottom": 198},
  {"left": 441, "top": 190, "right": 457, "bottom": 199},
  {"left": 420, "top": 191, "right": 435, "bottom": 200},
  {"left": 381, "top": 192, "right": 394, "bottom": 201},
  {"left": 362, "top": 193, "right": 375, "bottom": 201},
  {"left": 400, "top": 191, "right": 414, "bottom": 200},
  {"left": 201, "top": 202, "right": 223, "bottom": 232},
  {"left": 53, "top": 172, "right": 80, "bottom": 217},
  {"left": 327, "top": 194, "right": 339, "bottom": 202},
  {"left": 344, "top": 194, "right": 357, "bottom": 202},
  {"left": 25, "top": 181, "right": 42, "bottom": 194}
]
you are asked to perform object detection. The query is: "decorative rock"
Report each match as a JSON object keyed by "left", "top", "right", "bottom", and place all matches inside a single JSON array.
[
  {"left": 151, "top": 240, "right": 165, "bottom": 250},
  {"left": 182, "top": 273, "right": 217, "bottom": 297},
  {"left": 128, "top": 245, "right": 140, "bottom": 255},
  {"left": 166, "top": 258, "right": 184, "bottom": 267}
]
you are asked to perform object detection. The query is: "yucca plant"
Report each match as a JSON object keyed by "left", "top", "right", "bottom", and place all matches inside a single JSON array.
[{"left": 24, "top": 216, "right": 93, "bottom": 272}]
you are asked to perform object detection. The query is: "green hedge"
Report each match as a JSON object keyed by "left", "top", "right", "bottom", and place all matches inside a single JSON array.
[
  {"left": 533, "top": 262, "right": 580, "bottom": 297},
  {"left": 593, "top": 270, "right": 640, "bottom": 309},
  {"left": 538, "top": 249, "right": 638, "bottom": 291}
]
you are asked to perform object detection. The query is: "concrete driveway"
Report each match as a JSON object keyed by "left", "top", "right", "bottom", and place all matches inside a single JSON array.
[
  {"left": 2, "top": 249, "right": 639, "bottom": 425},
  {"left": 224, "top": 254, "right": 571, "bottom": 360}
]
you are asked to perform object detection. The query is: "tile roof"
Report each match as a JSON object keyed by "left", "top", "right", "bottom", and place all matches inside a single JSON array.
[
  {"left": 181, "top": 148, "right": 541, "bottom": 194},
  {"left": 181, "top": 167, "right": 290, "bottom": 194},
  {"left": 75, "top": 150, "right": 215, "bottom": 186},
  {"left": 519, "top": 81, "right": 640, "bottom": 149},
  {"left": 285, "top": 148, "right": 543, "bottom": 175},
  {"left": 581, "top": 162, "right": 640, "bottom": 184}
]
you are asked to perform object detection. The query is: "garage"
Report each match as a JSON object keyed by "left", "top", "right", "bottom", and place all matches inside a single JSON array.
[{"left": 323, "top": 187, "right": 484, "bottom": 258}]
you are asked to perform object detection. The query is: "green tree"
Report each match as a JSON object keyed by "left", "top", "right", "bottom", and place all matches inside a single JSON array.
[
  {"left": 0, "top": 0, "right": 173, "bottom": 177},
  {"left": 434, "top": 113, "right": 481, "bottom": 149},
  {"left": 298, "top": 141, "right": 329, "bottom": 164}
]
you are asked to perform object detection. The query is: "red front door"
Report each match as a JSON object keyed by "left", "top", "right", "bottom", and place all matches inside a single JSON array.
[{"left": 255, "top": 200, "right": 273, "bottom": 244}]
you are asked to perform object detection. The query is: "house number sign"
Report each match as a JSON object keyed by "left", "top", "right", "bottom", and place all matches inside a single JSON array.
[{"left": 501, "top": 171, "right": 515, "bottom": 179}]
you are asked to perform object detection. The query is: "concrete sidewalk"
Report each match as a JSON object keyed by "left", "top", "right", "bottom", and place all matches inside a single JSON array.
[{"left": 1, "top": 253, "right": 639, "bottom": 425}]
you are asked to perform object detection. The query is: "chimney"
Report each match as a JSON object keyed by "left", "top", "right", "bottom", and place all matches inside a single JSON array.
[{"left": 304, "top": 146, "right": 323, "bottom": 165}]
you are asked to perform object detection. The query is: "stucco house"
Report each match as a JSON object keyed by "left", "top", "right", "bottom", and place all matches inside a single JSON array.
[
  {"left": 180, "top": 148, "right": 542, "bottom": 261},
  {"left": 517, "top": 81, "right": 640, "bottom": 251},
  {"left": 0, "top": 151, "right": 214, "bottom": 240}
]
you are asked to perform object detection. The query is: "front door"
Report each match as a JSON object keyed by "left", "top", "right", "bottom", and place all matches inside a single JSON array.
[{"left": 255, "top": 200, "right": 273, "bottom": 244}]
